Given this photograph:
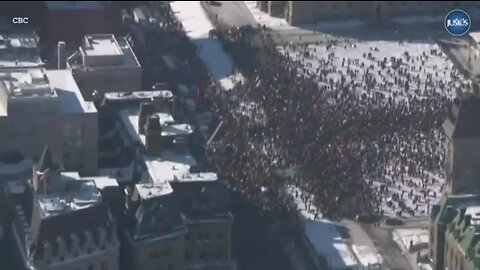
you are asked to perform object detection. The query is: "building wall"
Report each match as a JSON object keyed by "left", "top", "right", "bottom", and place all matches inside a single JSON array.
[
  {"left": 72, "top": 67, "right": 142, "bottom": 100},
  {"left": 429, "top": 222, "right": 447, "bottom": 270},
  {"left": 282, "top": 1, "right": 476, "bottom": 26},
  {"left": 40, "top": 245, "right": 119, "bottom": 270},
  {"left": 444, "top": 234, "right": 469, "bottom": 270},
  {"left": 46, "top": 9, "right": 123, "bottom": 48},
  {"left": 185, "top": 220, "right": 233, "bottom": 267},
  {"left": 129, "top": 232, "right": 187, "bottom": 270},
  {"left": 449, "top": 138, "right": 480, "bottom": 194},
  {"left": 0, "top": 111, "right": 98, "bottom": 175}
]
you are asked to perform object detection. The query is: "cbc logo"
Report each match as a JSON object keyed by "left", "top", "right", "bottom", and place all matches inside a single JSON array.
[{"left": 12, "top": 17, "right": 29, "bottom": 24}]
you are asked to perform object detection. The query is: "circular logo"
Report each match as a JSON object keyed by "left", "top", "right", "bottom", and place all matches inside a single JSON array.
[{"left": 445, "top": 9, "right": 471, "bottom": 36}]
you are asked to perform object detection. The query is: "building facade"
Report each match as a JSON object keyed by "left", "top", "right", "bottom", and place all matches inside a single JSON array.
[
  {"left": 0, "top": 33, "right": 45, "bottom": 70},
  {"left": 429, "top": 194, "right": 480, "bottom": 270},
  {"left": 442, "top": 97, "right": 480, "bottom": 195},
  {"left": 116, "top": 98, "right": 235, "bottom": 270},
  {"left": 10, "top": 147, "right": 120, "bottom": 270},
  {"left": 0, "top": 68, "right": 98, "bottom": 175},
  {"left": 258, "top": 1, "right": 478, "bottom": 26},
  {"left": 66, "top": 34, "right": 142, "bottom": 101}
]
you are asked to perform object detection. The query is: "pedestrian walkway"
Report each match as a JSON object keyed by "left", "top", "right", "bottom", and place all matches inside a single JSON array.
[{"left": 171, "top": 1, "right": 236, "bottom": 90}]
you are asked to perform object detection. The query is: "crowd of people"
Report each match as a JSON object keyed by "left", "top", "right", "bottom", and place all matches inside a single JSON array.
[{"left": 206, "top": 26, "right": 467, "bottom": 219}]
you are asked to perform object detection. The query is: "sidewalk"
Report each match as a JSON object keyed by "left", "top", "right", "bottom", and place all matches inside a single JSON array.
[{"left": 341, "top": 219, "right": 383, "bottom": 268}]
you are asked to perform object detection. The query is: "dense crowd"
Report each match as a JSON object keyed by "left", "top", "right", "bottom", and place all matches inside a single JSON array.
[
  {"left": 206, "top": 26, "right": 465, "bottom": 219},
  {"left": 154, "top": 1, "right": 465, "bottom": 220}
]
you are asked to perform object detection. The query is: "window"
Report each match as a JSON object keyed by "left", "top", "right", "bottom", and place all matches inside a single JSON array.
[
  {"left": 200, "top": 250, "right": 207, "bottom": 260},
  {"left": 149, "top": 251, "right": 160, "bottom": 259},
  {"left": 217, "top": 233, "right": 224, "bottom": 241},
  {"left": 101, "top": 261, "right": 108, "bottom": 270},
  {"left": 168, "top": 264, "right": 174, "bottom": 270},
  {"left": 88, "top": 265, "right": 94, "bottom": 270},
  {"left": 204, "top": 232, "right": 210, "bottom": 241},
  {"left": 60, "top": 256, "right": 65, "bottom": 262},
  {"left": 186, "top": 233, "right": 191, "bottom": 240},
  {"left": 216, "top": 249, "right": 223, "bottom": 260},
  {"left": 185, "top": 251, "right": 191, "bottom": 261},
  {"left": 161, "top": 248, "right": 172, "bottom": 257}
]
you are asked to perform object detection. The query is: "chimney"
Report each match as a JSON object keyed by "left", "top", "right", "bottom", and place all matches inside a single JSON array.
[
  {"left": 57, "top": 41, "right": 66, "bottom": 69},
  {"left": 33, "top": 146, "right": 54, "bottom": 193},
  {"left": 138, "top": 102, "right": 157, "bottom": 134},
  {"left": 145, "top": 115, "right": 162, "bottom": 156}
]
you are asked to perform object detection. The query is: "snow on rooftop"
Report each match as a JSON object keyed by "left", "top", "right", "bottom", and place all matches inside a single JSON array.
[
  {"left": 105, "top": 90, "right": 173, "bottom": 101},
  {"left": 465, "top": 206, "right": 480, "bottom": 225},
  {"left": 175, "top": 172, "right": 218, "bottom": 182},
  {"left": 136, "top": 181, "right": 173, "bottom": 199},
  {"left": 82, "top": 176, "right": 119, "bottom": 189},
  {"left": 171, "top": 1, "right": 236, "bottom": 90},
  {"left": 288, "top": 186, "right": 360, "bottom": 269},
  {"left": 143, "top": 150, "right": 197, "bottom": 183},
  {"left": 119, "top": 108, "right": 193, "bottom": 145},
  {"left": 37, "top": 180, "right": 102, "bottom": 217},
  {"left": 46, "top": 70, "right": 97, "bottom": 114},
  {"left": 83, "top": 35, "right": 122, "bottom": 56},
  {"left": 0, "top": 33, "right": 43, "bottom": 69}
]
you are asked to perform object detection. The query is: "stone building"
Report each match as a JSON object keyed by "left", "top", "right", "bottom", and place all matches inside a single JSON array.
[
  {"left": 0, "top": 68, "right": 98, "bottom": 175},
  {"left": 10, "top": 146, "right": 120, "bottom": 270},
  {"left": 65, "top": 34, "right": 142, "bottom": 101},
  {"left": 117, "top": 100, "right": 235, "bottom": 270},
  {"left": 257, "top": 1, "right": 477, "bottom": 26},
  {"left": 442, "top": 97, "right": 480, "bottom": 194}
]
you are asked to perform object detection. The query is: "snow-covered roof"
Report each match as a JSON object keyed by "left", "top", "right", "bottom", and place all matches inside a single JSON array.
[{"left": 0, "top": 33, "right": 44, "bottom": 70}]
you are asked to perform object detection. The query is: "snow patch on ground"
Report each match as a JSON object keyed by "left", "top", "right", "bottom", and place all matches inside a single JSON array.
[
  {"left": 171, "top": 1, "right": 236, "bottom": 90},
  {"left": 393, "top": 228, "right": 429, "bottom": 252},
  {"left": 288, "top": 185, "right": 364, "bottom": 268}
]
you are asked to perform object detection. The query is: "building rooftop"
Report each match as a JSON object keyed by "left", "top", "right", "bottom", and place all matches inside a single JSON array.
[
  {"left": 135, "top": 182, "right": 173, "bottom": 200},
  {"left": 83, "top": 34, "right": 122, "bottom": 57},
  {"left": 104, "top": 90, "right": 173, "bottom": 102},
  {"left": 143, "top": 152, "right": 197, "bottom": 183},
  {"left": 432, "top": 194, "right": 480, "bottom": 225},
  {"left": 0, "top": 69, "right": 96, "bottom": 116},
  {"left": 174, "top": 172, "right": 218, "bottom": 182},
  {"left": 36, "top": 179, "right": 102, "bottom": 217},
  {"left": 119, "top": 107, "right": 194, "bottom": 143},
  {"left": 0, "top": 33, "right": 44, "bottom": 69},
  {"left": 69, "top": 34, "right": 141, "bottom": 69}
]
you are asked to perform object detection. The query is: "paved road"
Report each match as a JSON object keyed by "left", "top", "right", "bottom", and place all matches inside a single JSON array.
[{"left": 363, "top": 223, "right": 413, "bottom": 270}]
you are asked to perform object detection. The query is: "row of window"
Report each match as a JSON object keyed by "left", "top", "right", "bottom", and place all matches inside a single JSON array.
[
  {"left": 447, "top": 244, "right": 465, "bottom": 270},
  {"left": 185, "top": 249, "right": 224, "bottom": 262},
  {"left": 185, "top": 232, "right": 224, "bottom": 241},
  {"left": 45, "top": 260, "right": 109, "bottom": 270}
]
